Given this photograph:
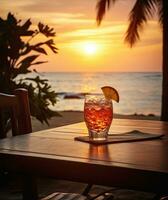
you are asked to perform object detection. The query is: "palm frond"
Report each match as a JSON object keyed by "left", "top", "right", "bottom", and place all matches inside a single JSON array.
[
  {"left": 157, "top": 0, "right": 163, "bottom": 25},
  {"left": 125, "top": 0, "right": 157, "bottom": 47},
  {"left": 96, "top": 0, "right": 117, "bottom": 25}
]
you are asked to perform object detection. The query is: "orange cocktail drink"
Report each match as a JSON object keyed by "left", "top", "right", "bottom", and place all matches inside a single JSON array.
[{"left": 84, "top": 95, "right": 113, "bottom": 140}]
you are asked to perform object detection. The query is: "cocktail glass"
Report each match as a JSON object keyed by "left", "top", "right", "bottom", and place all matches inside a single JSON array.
[{"left": 84, "top": 94, "right": 113, "bottom": 141}]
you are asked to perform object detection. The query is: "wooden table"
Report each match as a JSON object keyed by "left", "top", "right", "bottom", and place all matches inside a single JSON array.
[{"left": 0, "top": 119, "right": 168, "bottom": 197}]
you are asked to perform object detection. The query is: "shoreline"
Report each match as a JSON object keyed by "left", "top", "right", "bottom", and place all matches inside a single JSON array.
[{"left": 32, "top": 110, "right": 160, "bottom": 132}]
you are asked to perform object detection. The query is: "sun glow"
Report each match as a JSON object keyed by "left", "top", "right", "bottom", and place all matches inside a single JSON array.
[{"left": 83, "top": 42, "right": 98, "bottom": 55}]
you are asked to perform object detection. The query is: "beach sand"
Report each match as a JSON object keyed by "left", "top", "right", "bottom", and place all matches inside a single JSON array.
[{"left": 0, "top": 111, "right": 159, "bottom": 200}]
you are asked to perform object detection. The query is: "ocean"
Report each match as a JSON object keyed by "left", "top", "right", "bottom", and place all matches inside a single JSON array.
[{"left": 19, "top": 72, "right": 162, "bottom": 116}]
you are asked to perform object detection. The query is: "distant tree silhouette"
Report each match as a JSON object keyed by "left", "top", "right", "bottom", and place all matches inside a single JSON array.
[
  {"left": 96, "top": 0, "right": 168, "bottom": 121},
  {"left": 0, "top": 13, "right": 60, "bottom": 129}
]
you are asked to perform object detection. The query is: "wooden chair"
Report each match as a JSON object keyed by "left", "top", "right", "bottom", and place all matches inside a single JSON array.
[
  {"left": 0, "top": 88, "right": 37, "bottom": 200},
  {"left": 0, "top": 88, "right": 113, "bottom": 200},
  {"left": 0, "top": 88, "right": 32, "bottom": 138}
]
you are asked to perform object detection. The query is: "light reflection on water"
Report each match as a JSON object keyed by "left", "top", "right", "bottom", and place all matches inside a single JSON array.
[{"left": 17, "top": 72, "right": 162, "bottom": 116}]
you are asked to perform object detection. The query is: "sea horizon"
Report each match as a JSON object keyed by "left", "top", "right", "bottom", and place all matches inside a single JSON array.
[
  {"left": 36, "top": 71, "right": 162, "bottom": 73},
  {"left": 18, "top": 71, "right": 162, "bottom": 116}
]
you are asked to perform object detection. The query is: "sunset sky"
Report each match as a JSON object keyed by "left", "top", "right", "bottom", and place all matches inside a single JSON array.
[{"left": 1, "top": 0, "right": 162, "bottom": 72}]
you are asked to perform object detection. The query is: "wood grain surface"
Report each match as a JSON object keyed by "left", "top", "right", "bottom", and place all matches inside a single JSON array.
[{"left": 0, "top": 119, "right": 168, "bottom": 194}]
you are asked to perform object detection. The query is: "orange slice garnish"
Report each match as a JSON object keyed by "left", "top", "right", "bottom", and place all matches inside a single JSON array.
[{"left": 101, "top": 86, "right": 119, "bottom": 102}]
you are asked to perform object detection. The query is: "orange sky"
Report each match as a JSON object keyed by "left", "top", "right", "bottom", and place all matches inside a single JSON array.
[{"left": 1, "top": 0, "right": 162, "bottom": 72}]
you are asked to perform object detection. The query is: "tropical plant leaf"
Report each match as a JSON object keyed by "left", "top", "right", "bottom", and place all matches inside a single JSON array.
[
  {"left": 32, "top": 46, "right": 47, "bottom": 55},
  {"left": 7, "top": 12, "right": 17, "bottom": 25},
  {"left": 22, "top": 19, "right": 32, "bottom": 31},
  {"left": 26, "top": 76, "right": 48, "bottom": 84},
  {"left": 46, "top": 39, "right": 58, "bottom": 53},
  {"left": 157, "top": 0, "right": 163, "bottom": 25},
  {"left": 38, "top": 22, "right": 56, "bottom": 37},
  {"left": 32, "top": 61, "right": 48, "bottom": 65},
  {"left": 17, "top": 19, "right": 35, "bottom": 36},
  {"left": 13, "top": 55, "right": 39, "bottom": 77},
  {"left": 16, "top": 78, "right": 60, "bottom": 125},
  {"left": 18, "top": 30, "right": 35, "bottom": 36},
  {"left": 17, "top": 55, "right": 39, "bottom": 68},
  {"left": 125, "top": 0, "right": 157, "bottom": 47},
  {"left": 96, "top": 0, "right": 117, "bottom": 25},
  {"left": 0, "top": 13, "right": 59, "bottom": 129}
]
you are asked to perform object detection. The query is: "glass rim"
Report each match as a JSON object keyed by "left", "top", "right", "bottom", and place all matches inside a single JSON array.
[{"left": 84, "top": 94, "right": 112, "bottom": 102}]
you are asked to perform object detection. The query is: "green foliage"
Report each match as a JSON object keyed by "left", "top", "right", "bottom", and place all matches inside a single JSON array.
[{"left": 0, "top": 12, "right": 60, "bottom": 125}]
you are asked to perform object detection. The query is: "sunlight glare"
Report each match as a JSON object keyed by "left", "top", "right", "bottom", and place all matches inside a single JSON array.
[{"left": 83, "top": 42, "right": 98, "bottom": 55}]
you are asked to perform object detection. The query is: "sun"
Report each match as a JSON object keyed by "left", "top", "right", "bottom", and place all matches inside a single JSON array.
[{"left": 83, "top": 42, "right": 98, "bottom": 55}]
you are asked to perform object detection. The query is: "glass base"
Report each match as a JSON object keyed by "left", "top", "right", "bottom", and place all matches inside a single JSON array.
[{"left": 89, "top": 131, "right": 108, "bottom": 141}]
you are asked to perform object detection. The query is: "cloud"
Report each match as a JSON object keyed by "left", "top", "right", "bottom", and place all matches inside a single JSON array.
[
  {"left": 2, "top": 0, "right": 96, "bottom": 17},
  {"left": 56, "top": 20, "right": 161, "bottom": 51}
]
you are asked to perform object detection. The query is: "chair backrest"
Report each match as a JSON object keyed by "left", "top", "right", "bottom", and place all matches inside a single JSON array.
[{"left": 0, "top": 88, "right": 32, "bottom": 138}]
